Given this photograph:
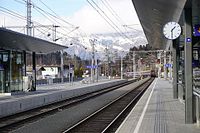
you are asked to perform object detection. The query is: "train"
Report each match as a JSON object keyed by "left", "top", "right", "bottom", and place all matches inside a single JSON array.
[
  {"left": 150, "top": 70, "right": 157, "bottom": 77},
  {"left": 124, "top": 69, "right": 157, "bottom": 78}
]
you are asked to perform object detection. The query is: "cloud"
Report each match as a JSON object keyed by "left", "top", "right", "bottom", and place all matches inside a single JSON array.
[
  {"left": 68, "top": 0, "right": 141, "bottom": 34},
  {"left": 0, "top": 0, "right": 142, "bottom": 35}
]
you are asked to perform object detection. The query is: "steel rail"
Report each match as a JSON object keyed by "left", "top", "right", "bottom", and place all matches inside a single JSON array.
[{"left": 0, "top": 79, "right": 137, "bottom": 132}]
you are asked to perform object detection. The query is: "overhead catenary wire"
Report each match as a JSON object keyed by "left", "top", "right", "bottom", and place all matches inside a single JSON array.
[
  {"left": 87, "top": 0, "right": 133, "bottom": 43},
  {"left": 98, "top": 0, "right": 142, "bottom": 45},
  {"left": 14, "top": 0, "right": 26, "bottom": 5},
  {"left": 31, "top": 0, "right": 88, "bottom": 43},
  {"left": 0, "top": 6, "right": 72, "bottom": 41},
  {"left": 36, "top": 0, "right": 90, "bottom": 44},
  {"left": 99, "top": 0, "right": 130, "bottom": 37},
  {"left": 103, "top": 0, "right": 126, "bottom": 25},
  {"left": 90, "top": 0, "right": 126, "bottom": 37},
  {"left": 37, "top": 0, "right": 75, "bottom": 27},
  {"left": 86, "top": 1, "right": 124, "bottom": 39},
  {"left": 2, "top": 0, "right": 134, "bottom": 49},
  {"left": 13, "top": 0, "right": 78, "bottom": 37},
  {"left": 100, "top": 0, "right": 125, "bottom": 25},
  {"left": 0, "top": 6, "right": 26, "bottom": 21}
]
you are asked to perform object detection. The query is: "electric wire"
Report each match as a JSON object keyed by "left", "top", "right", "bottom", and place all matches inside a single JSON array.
[
  {"left": 87, "top": 0, "right": 133, "bottom": 43},
  {"left": 100, "top": 0, "right": 131, "bottom": 34},
  {"left": 0, "top": 6, "right": 26, "bottom": 21},
  {"left": 90, "top": 0, "right": 125, "bottom": 36},
  {"left": 37, "top": 0, "right": 75, "bottom": 27},
  {"left": 103, "top": 0, "right": 125, "bottom": 24},
  {"left": 86, "top": 0, "right": 126, "bottom": 40},
  {"left": 100, "top": 0, "right": 124, "bottom": 25}
]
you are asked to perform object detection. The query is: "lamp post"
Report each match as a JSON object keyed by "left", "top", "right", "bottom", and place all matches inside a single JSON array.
[
  {"left": 89, "top": 39, "right": 97, "bottom": 83},
  {"left": 121, "top": 55, "right": 123, "bottom": 79},
  {"left": 133, "top": 51, "right": 136, "bottom": 79},
  {"left": 51, "top": 25, "right": 64, "bottom": 83}
]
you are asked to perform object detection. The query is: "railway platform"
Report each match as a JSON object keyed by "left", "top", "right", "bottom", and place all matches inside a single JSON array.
[
  {"left": 116, "top": 78, "right": 200, "bottom": 133},
  {"left": 0, "top": 78, "right": 127, "bottom": 118}
]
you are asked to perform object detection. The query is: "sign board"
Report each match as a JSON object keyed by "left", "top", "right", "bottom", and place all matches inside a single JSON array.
[
  {"left": 165, "top": 64, "right": 172, "bottom": 68},
  {"left": 86, "top": 65, "right": 98, "bottom": 69},
  {"left": 194, "top": 24, "right": 200, "bottom": 36},
  {"left": 186, "top": 38, "right": 191, "bottom": 43}
]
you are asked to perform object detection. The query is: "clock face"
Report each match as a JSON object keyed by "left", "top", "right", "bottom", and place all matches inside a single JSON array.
[{"left": 163, "top": 22, "right": 181, "bottom": 40}]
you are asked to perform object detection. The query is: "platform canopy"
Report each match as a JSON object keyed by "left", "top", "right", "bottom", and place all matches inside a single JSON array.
[
  {"left": 0, "top": 28, "right": 68, "bottom": 53},
  {"left": 132, "top": 0, "right": 187, "bottom": 49}
]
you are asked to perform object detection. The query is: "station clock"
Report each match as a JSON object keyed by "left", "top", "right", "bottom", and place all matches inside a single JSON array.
[{"left": 163, "top": 22, "right": 182, "bottom": 40}]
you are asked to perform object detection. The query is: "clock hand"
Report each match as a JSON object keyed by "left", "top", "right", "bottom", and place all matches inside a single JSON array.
[
  {"left": 171, "top": 26, "right": 176, "bottom": 32},
  {"left": 171, "top": 26, "right": 176, "bottom": 39},
  {"left": 171, "top": 31, "right": 173, "bottom": 39}
]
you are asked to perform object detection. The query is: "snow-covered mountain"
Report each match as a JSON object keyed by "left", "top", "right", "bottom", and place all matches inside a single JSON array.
[
  {"left": 63, "top": 29, "right": 147, "bottom": 60},
  {"left": 7, "top": 26, "right": 147, "bottom": 60}
]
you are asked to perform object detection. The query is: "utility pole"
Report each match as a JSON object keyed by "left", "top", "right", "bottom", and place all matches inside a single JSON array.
[
  {"left": 121, "top": 54, "right": 123, "bottom": 79},
  {"left": 60, "top": 50, "right": 64, "bottom": 83},
  {"left": 104, "top": 47, "right": 110, "bottom": 78},
  {"left": 27, "top": 0, "right": 32, "bottom": 36},
  {"left": 26, "top": 0, "right": 36, "bottom": 91},
  {"left": 90, "top": 39, "right": 96, "bottom": 83},
  {"left": 158, "top": 51, "right": 162, "bottom": 78},
  {"left": 133, "top": 51, "right": 136, "bottom": 79},
  {"left": 53, "top": 25, "right": 60, "bottom": 41},
  {"left": 54, "top": 25, "right": 64, "bottom": 83},
  {"left": 51, "top": 25, "right": 64, "bottom": 83},
  {"left": 169, "top": 51, "right": 172, "bottom": 79},
  {"left": 164, "top": 50, "right": 167, "bottom": 79},
  {"left": 95, "top": 53, "right": 98, "bottom": 82}
]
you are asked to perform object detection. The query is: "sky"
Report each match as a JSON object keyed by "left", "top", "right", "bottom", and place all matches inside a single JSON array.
[{"left": 0, "top": 0, "right": 141, "bottom": 35}]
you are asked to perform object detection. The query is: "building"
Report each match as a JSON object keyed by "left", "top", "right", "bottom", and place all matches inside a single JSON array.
[
  {"left": 132, "top": 0, "right": 200, "bottom": 124},
  {"left": 0, "top": 28, "right": 67, "bottom": 94}
]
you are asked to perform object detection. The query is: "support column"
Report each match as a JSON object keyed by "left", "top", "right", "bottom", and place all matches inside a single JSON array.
[
  {"left": 184, "top": 8, "right": 193, "bottom": 124},
  {"left": 95, "top": 56, "right": 98, "bottom": 82},
  {"left": 164, "top": 51, "right": 167, "bottom": 79},
  {"left": 133, "top": 51, "right": 136, "bottom": 79},
  {"left": 169, "top": 51, "right": 172, "bottom": 80},
  {"left": 158, "top": 52, "right": 162, "bottom": 78},
  {"left": 121, "top": 56, "right": 123, "bottom": 79},
  {"left": 69, "top": 63, "right": 71, "bottom": 83},
  {"left": 90, "top": 39, "right": 95, "bottom": 83},
  {"left": 23, "top": 51, "right": 26, "bottom": 76},
  {"left": 32, "top": 52, "right": 36, "bottom": 91},
  {"left": 60, "top": 50, "right": 64, "bottom": 83},
  {"left": 196, "top": 96, "right": 200, "bottom": 126},
  {"left": 26, "top": 0, "right": 32, "bottom": 36},
  {"left": 172, "top": 40, "right": 178, "bottom": 99}
]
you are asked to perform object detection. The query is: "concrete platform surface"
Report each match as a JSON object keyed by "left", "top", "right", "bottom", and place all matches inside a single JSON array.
[
  {"left": 0, "top": 79, "right": 127, "bottom": 118},
  {"left": 116, "top": 78, "right": 200, "bottom": 133}
]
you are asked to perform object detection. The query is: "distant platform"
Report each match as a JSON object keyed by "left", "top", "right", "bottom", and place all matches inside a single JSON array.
[
  {"left": 116, "top": 78, "right": 200, "bottom": 133},
  {"left": 0, "top": 79, "right": 127, "bottom": 118}
]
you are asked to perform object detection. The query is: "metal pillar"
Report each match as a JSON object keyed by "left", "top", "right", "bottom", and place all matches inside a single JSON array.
[
  {"left": 169, "top": 51, "right": 172, "bottom": 80},
  {"left": 164, "top": 51, "right": 167, "bottom": 79},
  {"left": 172, "top": 40, "right": 178, "bottom": 99},
  {"left": 60, "top": 50, "right": 64, "bottom": 83},
  {"left": 32, "top": 52, "right": 36, "bottom": 91},
  {"left": 184, "top": 8, "right": 193, "bottom": 124},
  {"left": 69, "top": 63, "right": 71, "bottom": 84},
  {"left": 196, "top": 96, "right": 200, "bottom": 126},
  {"left": 23, "top": 51, "right": 26, "bottom": 76},
  {"left": 95, "top": 56, "right": 98, "bottom": 82},
  {"left": 133, "top": 51, "right": 136, "bottom": 79},
  {"left": 91, "top": 40, "right": 95, "bottom": 82},
  {"left": 158, "top": 52, "right": 162, "bottom": 78},
  {"left": 26, "top": 0, "right": 32, "bottom": 36},
  {"left": 121, "top": 56, "right": 123, "bottom": 79}
]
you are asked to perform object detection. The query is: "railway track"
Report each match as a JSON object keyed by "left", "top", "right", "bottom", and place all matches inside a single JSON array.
[
  {"left": 0, "top": 79, "right": 138, "bottom": 132},
  {"left": 63, "top": 78, "right": 154, "bottom": 133}
]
